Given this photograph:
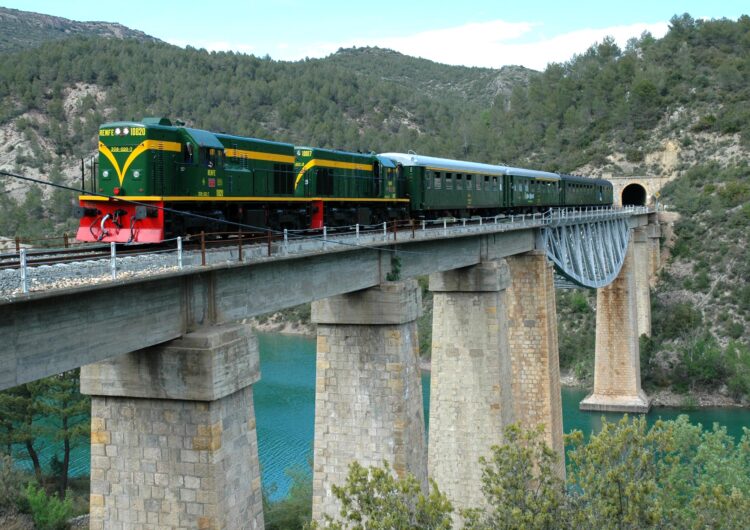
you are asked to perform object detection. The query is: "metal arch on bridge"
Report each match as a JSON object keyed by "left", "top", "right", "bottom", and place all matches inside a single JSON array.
[{"left": 541, "top": 208, "right": 641, "bottom": 289}]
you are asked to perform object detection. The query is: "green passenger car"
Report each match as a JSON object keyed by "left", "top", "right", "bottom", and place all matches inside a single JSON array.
[
  {"left": 560, "top": 174, "right": 613, "bottom": 207},
  {"left": 380, "top": 152, "right": 564, "bottom": 217}
]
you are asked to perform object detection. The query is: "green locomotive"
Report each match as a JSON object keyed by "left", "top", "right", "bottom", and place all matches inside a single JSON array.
[{"left": 76, "top": 118, "right": 613, "bottom": 243}]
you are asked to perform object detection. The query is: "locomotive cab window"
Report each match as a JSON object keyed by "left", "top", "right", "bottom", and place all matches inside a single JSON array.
[
  {"left": 184, "top": 142, "right": 194, "bottom": 164},
  {"left": 202, "top": 148, "right": 222, "bottom": 168}
]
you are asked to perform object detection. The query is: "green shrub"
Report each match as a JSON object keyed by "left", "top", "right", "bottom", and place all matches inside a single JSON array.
[
  {"left": 23, "top": 484, "right": 73, "bottom": 530},
  {"left": 0, "top": 455, "right": 26, "bottom": 514},
  {"left": 678, "top": 335, "right": 728, "bottom": 389}
]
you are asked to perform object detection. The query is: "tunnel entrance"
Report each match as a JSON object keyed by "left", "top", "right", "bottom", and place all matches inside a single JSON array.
[{"left": 621, "top": 184, "right": 647, "bottom": 206}]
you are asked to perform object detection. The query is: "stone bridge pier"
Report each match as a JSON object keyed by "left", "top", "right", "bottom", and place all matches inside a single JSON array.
[
  {"left": 580, "top": 229, "right": 651, "bottom": 413},
  {"left": 310, "top": 280, "right": 427, "bottom": 521},
  {"left": 428, "top": 252, "right": 564, "bottom": 513},
  {"left": 80, "top": 323, "right": 265, "bottom": 530}
]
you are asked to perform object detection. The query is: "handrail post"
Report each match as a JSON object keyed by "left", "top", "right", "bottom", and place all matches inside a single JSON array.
[
  {"left": 283, "top": 229, "right": 289, "bottom": 255},
  {"left": 267, "top": 230, "right": 272, "bottom": 257},
  {"left": 355, "top": 224, "right": 359, "bottom": 240},
  {"left": 110, "top": 242, "right": 117, "bottom": 280},
  {"left": 383, "top": 221, "right": 387, "bottom": 242},
  {"left": 410, "top": 219, "right": 415, "bottom": 239},
  {"left": 177, "top": 237, "right": 183, "bottom": 269},
  {"left": 19, "top": 248, "right": 28, "bottom": 294},
  {"left": 63, "top": 233, "right": 69, "bottom": 248},
  {"left": 323, "top": 226, "right": 327, "bottom": 250},
  {"left": 238, "top": 230, "right": 244, "bottom": 262},
  {"left": 15, "top": 236, "right": 20, "bottom": 254},
  {"left": 200, "top": 231, "right": 206, "bottom": 266},
  {"left": 443, "top": 218, "right": 447, "bottom": 236},
  {"left": 422, "top": 220, "right": 426, "bottom": 232}
]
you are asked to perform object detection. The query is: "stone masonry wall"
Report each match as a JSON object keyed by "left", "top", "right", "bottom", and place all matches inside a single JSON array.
[
  {"left": 89, "top": 387, "right": 262, "bottom": 530},
  {"left": 83, "top": 323, "right": 264, "bottom": 530},
  {"left": 311, "top": 281, "right": 427, "bottom": 521},
  {"left": 428, "top": 261, "right": 514, "bottom": 511},
  {"left": 633, "top": 227, "right": 652, "bottom": 338},
  {"left": 580, "top": 241, "right": 650, "bottom": 413},
  {"left": 504, "top": 252, "right": 564, "bottom": 467}
]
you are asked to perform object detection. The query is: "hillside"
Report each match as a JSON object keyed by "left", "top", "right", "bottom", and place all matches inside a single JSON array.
[
  {"left": 0, "top": 6, "right": 159, "bottom": 53},
  {"left": 0, "top": 10, "right": 749, "bottom": 400},
  {"left": 327, "top": 46, "right": 536, "bottom": 105}
]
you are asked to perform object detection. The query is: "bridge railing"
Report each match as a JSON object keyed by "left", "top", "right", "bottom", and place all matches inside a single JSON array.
[{"left": 1, "top": 206, "right": 653, "bottom": 298}]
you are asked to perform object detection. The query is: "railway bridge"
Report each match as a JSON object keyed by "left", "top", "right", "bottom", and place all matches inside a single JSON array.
[{"left": 0, "top": 207, "right": 662, "bottom": 528}]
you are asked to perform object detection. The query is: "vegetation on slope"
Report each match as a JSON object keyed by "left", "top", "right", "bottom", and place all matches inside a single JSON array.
[
  {"left": 0, "top": 6, "right": 158, "bottom": 54},
  {"left": 0, "top": 12, "right": 748, "bottom": 398},
  {"left": 312, "top": 418, "right": 750, "bottom": 529}
]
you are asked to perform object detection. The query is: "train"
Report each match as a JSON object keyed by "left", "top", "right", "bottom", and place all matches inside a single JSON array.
[{"left": 75, "top": 118, "right": 613, "bottom": 243}]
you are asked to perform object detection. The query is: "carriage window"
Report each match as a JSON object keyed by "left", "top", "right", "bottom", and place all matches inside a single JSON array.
[
  {"left": 445, "top": 173, "right": 453, "bottom": 190},
  {"left": 434, "top": 171, "right": 442, "bottom": 189},
  {"left": 456, "top": 174, "right": 463, "bottom": 190},
  {"left": 492, "top": 177, "right": 498, "bottom": 191},
  {"left": 426, "top": 173, "right": 431, "bottom": 189},
  {"left": 484, "top": 175, "right": 490, "bottom": 190}
]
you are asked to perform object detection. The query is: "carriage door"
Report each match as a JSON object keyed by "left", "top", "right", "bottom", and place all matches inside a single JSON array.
[{"left": 373, "top": 161, "right": 380, "bottom": 197}]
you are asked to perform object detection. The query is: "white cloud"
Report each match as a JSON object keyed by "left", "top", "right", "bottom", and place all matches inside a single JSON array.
[
  {"left": 302, "top": 20, "right": 670, "bottom": 70},
  {"left": 168, "top": 19, "right": 671, "bottom": 70}
]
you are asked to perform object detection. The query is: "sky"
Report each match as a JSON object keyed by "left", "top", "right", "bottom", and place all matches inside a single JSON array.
[{"left": 0, "top": 1, "right": 747, "bottom": 70}]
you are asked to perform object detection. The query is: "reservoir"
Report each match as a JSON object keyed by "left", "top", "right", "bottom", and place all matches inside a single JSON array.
[{"left": 16, "top": 332, "right": 750, "bottom": 501}]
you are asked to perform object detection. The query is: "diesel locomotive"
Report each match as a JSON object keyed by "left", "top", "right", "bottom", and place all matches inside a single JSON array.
[{"left": 76, "top": 118, "right": 613, "bottom": 243}]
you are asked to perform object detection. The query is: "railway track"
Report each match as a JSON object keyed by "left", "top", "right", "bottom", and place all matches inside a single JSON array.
[{"left": 0, "top": 229, "right": 286, "bottom": 271}]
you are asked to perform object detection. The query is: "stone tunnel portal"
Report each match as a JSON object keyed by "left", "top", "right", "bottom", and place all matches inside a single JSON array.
[{"left": 621, "top": 183, "right": 647, "bottom": 206}]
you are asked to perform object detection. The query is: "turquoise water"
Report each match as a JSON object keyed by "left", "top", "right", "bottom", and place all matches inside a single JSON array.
[{"left": 13, "top": 332, "right": 750, "bottom": 501}]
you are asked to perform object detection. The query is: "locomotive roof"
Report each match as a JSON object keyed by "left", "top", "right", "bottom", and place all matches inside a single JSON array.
[
  {"left": 296, "top": 146, "right": 375, "bottom": 161},
  {"left": 560, "top": 174, "right": 611, "bottom": 186},
  {"left": 379, "top": 152, "right": 560, "bottom": 181},
  {"left": 216, "top": 133, "right": 294, "bottom": 150},
  {"left": 182, "top": 128, "right": 225, "bottom": 149}
]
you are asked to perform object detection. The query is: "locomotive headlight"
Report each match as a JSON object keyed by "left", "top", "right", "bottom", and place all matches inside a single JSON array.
[
  {"left": 133, "top": 170, "right": 140, "bottom": 179},
  {"left": 102, "top": 170, "right": 109, "bottom": 178},
  {"left": 115, "top": 127, "right": 121, "bottom": 135},
  {"left": 123, "top": 127, "right": 130, "bottom": 135}
]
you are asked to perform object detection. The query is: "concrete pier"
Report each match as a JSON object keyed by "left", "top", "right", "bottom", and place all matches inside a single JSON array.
[
  {"left": 310, "top": 280, "right": 427, "bottom": 521},
  {"left": 427, "top": 261, "right": 515, "bottom": 511},
  {"left": 505, "top": 252, "right": 565, "bottom": 468},
  {"left": 580, "top": 240, "right": 651, "bottom": 413},
  {"left": 81, "top": 324, "right": 264, "bottom": 530}
]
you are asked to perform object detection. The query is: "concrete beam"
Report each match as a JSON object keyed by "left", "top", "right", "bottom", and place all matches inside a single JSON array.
[{"left": 0, "top": 229, "right": 535, "bottom": 390}]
